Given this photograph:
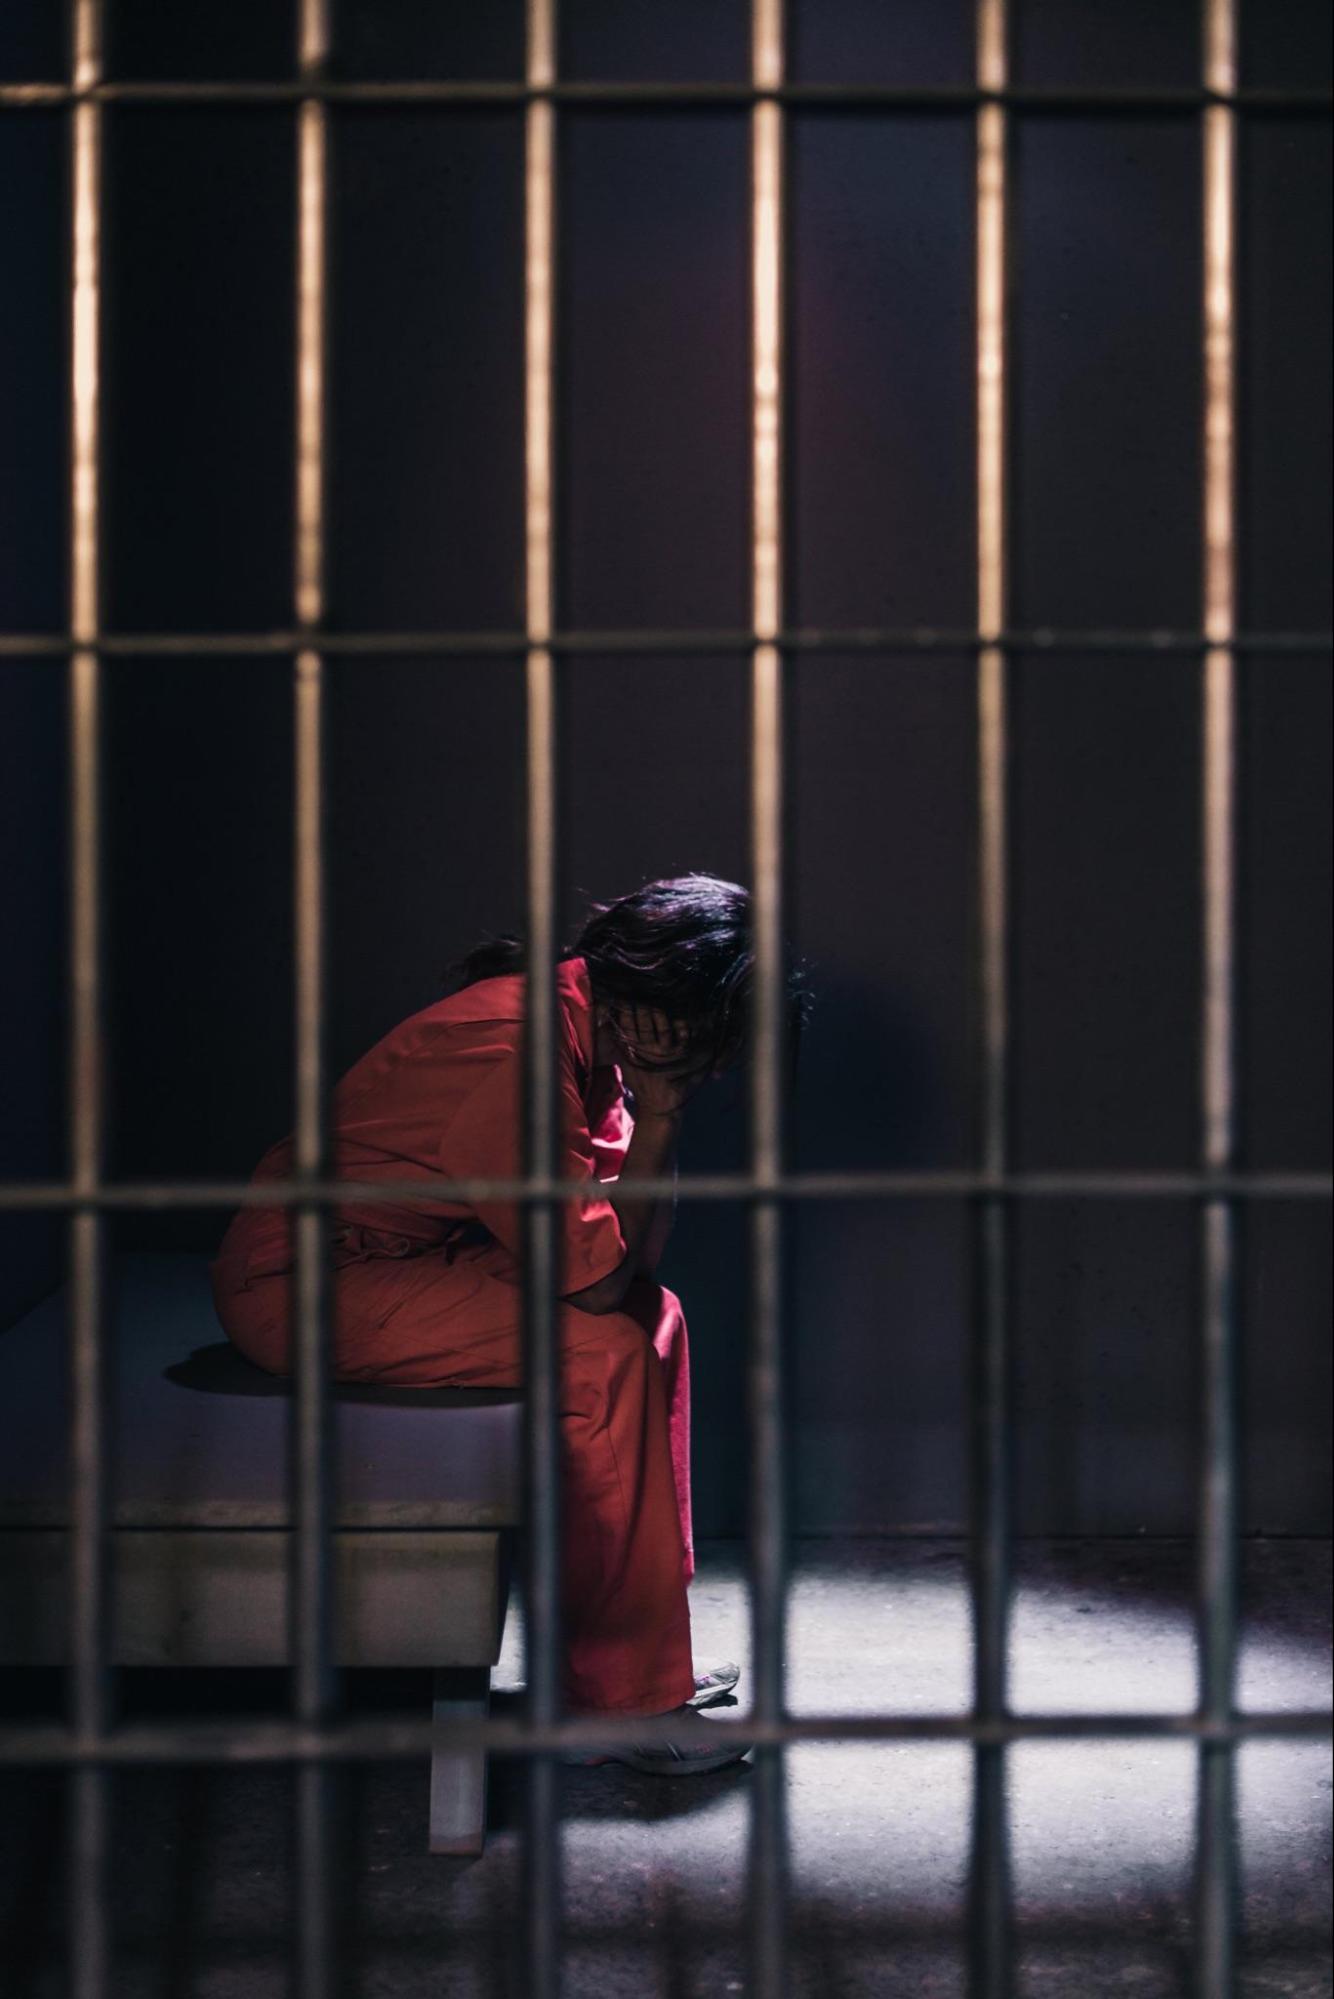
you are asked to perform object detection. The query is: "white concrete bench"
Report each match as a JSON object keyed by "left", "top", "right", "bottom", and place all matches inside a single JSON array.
[{"left": 0, "top": 1251, "right": 522, "bottom": 1855}]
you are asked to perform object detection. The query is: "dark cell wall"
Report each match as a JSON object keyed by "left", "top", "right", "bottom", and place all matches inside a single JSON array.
[
  {"left": 0, "top": 105, "right": 67, "bottom": 1325},
  {"left": 328, "top": 112, "right": 525, "bottom": 633},
  {"left": 1, "top": 0, "right": 1330, "bottom": 1537}
]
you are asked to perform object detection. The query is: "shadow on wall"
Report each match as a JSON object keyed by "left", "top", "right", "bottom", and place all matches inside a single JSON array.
[
  {"left": 678, "top": 966, "right": 966, "bottom": 1539},
  {"left": 791, "top": 967, "right": 947, "bottom": 1174}
]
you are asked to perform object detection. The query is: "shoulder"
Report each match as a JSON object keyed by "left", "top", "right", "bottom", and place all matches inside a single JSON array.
[
  {"left": 441, "top": 957, "right": 591, "bottom": 1035},
  {"left": 346, "top": 958, "right": 592, "bottom": 1083},
  {"left": 393, "top": 958, "right": 593, "bottom": 1065},
  {"left": 412, "top": 956, "right": 589, "bottom": 1025}
]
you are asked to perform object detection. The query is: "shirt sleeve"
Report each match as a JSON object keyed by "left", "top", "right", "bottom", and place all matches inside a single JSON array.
[
  {"left": 440, "top": 1019, "right": 629, "bottom": 1298},
  {"left": 588, "top": 1074, "right": 634, "bottom": 1183}
]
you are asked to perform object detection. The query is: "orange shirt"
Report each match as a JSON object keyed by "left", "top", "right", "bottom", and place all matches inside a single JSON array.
[{"left": 223, "top": 956, "right": 631, "bottom": 1296}]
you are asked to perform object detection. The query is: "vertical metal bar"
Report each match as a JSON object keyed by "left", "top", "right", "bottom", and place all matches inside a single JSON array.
[
  {"left": 523, "top": 5, "right": 562, "bottom": 1996},
  {"left": 969, "top": 0, "right": 1015, "bottom": 1991},
  {"left": 1196, "top": 0, "right": 1241, "bottom": 1990},
  {"left": 294, "top": 5, "right": 334, "bottom": 1995},
  {"left": 67, "top": 8, "right": 108, "bottom": 1995},
  {"left": 750, "top": 3, "right": 789, "bottom": 1992}
]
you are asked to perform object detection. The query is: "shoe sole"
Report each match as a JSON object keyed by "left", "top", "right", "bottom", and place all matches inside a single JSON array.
[
  {"left": 686, "top": 1686, "right": 736, "bottom": 1712},
  {"left": 614, "top": 1743, "right": 752, "bottom": 1776},
  {"left": 560, "top": 1669, "right": 745, "bottom": 1768},
  {"left": 564, "top": 1742, "right": 751, "bottom": 1776}
]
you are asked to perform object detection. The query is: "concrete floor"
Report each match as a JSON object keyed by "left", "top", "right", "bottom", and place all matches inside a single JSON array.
[{"left": 1, "top": 1538, "right": 1329, "bottom": 1997}]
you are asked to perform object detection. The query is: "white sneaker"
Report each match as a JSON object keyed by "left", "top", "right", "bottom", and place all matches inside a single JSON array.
[
  {"left": 688, "top": 1660, "right": 742, "bottom": 1709},
  {"left": 565, "top": 1701, "right": 752, "bottom": 1777}
]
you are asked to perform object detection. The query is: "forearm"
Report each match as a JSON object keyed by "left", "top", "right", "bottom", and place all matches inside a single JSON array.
[
  {"left": 635, "top": 1150, "right": 678, "bottom": 1275},
  {"left": 566, "top": 1108, "right": 681, "bottom": 1312}
]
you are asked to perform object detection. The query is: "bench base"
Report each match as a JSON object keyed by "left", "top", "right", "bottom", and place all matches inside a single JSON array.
[
  {"left": 430, "top": 1667, "right": 491, "bottom": 1856},
  {"left": 0, "top": 1527, "right": 508, "bottom": 1669},
  {"left": 0, "top": 1526, "right": 514, "bottom": 1856}
]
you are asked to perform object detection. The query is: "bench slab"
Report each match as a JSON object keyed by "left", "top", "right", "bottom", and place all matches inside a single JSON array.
[{"left": 0, "top": 1252, "right": 523, "bottom": 1530}]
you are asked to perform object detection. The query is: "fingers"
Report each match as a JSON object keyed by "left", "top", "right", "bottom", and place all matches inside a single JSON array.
[
  {"left": 641, "top": 1007, "right": 668, "bottom": 1049},
  {"left": 612, "top": 1003, "right": 685, "bottom": 1063},
  {"left": 605, "top": 1004, "right": 698, "bottom": 1094},
  {"left": 644, "top": 1007, "right": 687, "bottom": 1049}
]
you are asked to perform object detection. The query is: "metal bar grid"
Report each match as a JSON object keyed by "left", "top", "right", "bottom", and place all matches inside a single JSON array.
[{"left": 0, "top": 2, "right": 1326, "bottom": 1997}]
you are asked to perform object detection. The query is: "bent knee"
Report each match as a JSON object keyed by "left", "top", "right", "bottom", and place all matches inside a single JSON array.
[
  {"left": 557, "top": 1278, "right": 684, "bottom": 1359},
  {"left": 560, "top": 1299, "right": 649, "bottom": 1353}
]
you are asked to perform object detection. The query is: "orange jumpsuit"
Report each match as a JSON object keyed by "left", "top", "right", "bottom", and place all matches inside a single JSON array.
[{"left": 209, "top": 956, "right": 696, "bottom": 1716}]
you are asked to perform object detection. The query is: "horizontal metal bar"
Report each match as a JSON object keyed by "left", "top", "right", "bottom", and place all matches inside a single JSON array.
[
  {"left": 2, "top": 626, "right": 1331, "bottom": 659},
  {"left": 0, "top": 1170, "right": 1328, "bottom": 1210},
  {"left": 1, "top": 80, "right": 1330, "bottom": 112},
  {"left": 0, "top": 1708, "right": 1327, "bottom": 1768}
]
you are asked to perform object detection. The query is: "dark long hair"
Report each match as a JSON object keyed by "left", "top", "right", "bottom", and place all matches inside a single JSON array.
[{"left": 445, "top": 873, "right": 812, "bottom": 1089}]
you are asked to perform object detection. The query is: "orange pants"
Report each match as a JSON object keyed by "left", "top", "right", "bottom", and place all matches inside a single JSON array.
[{"left": 209, "top": 1227, "right": 697, "bottom": 1716}]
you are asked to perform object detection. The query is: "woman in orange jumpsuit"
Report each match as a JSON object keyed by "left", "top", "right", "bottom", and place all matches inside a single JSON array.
[{"left": 210, "top": 873, "right": 806, "bottom": 1776}]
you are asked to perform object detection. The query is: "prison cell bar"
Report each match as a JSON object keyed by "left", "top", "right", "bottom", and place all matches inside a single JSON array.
[
  {"left": 4, "top": 79, "right": 1331, "bottom": 111},
  {"left": 2, "top": 1706, "right": 1327, "bottom": 1765},
  {"left": 1197, "top": 0, "right": 1243, "bottom": 1989},
  {"left": 522, "top": 1, "right": 564, "bottom": 1993},
  {"left": 66, "top": 5, "right": 108, "bottom": 1998},
  {"left": 748, "top": 1, "right": 790, "bottom": 1992},
  {"left": 1, "top": 1172, "right": 1330, "bottom": 1210},
  {"left": 3, "top": 626, "right": 1331, "bottom": 660},
  {"left": 969, "top": 0, "right": 1016, "bottom": 1989},
  {"left": 291, "top": 1, "right": 338, "bottom": 1994}
]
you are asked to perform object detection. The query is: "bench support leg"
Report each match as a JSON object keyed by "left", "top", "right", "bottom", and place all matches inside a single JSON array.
[{"left": 429, "top": 1667, "right": 490, "bottom": 1856}]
